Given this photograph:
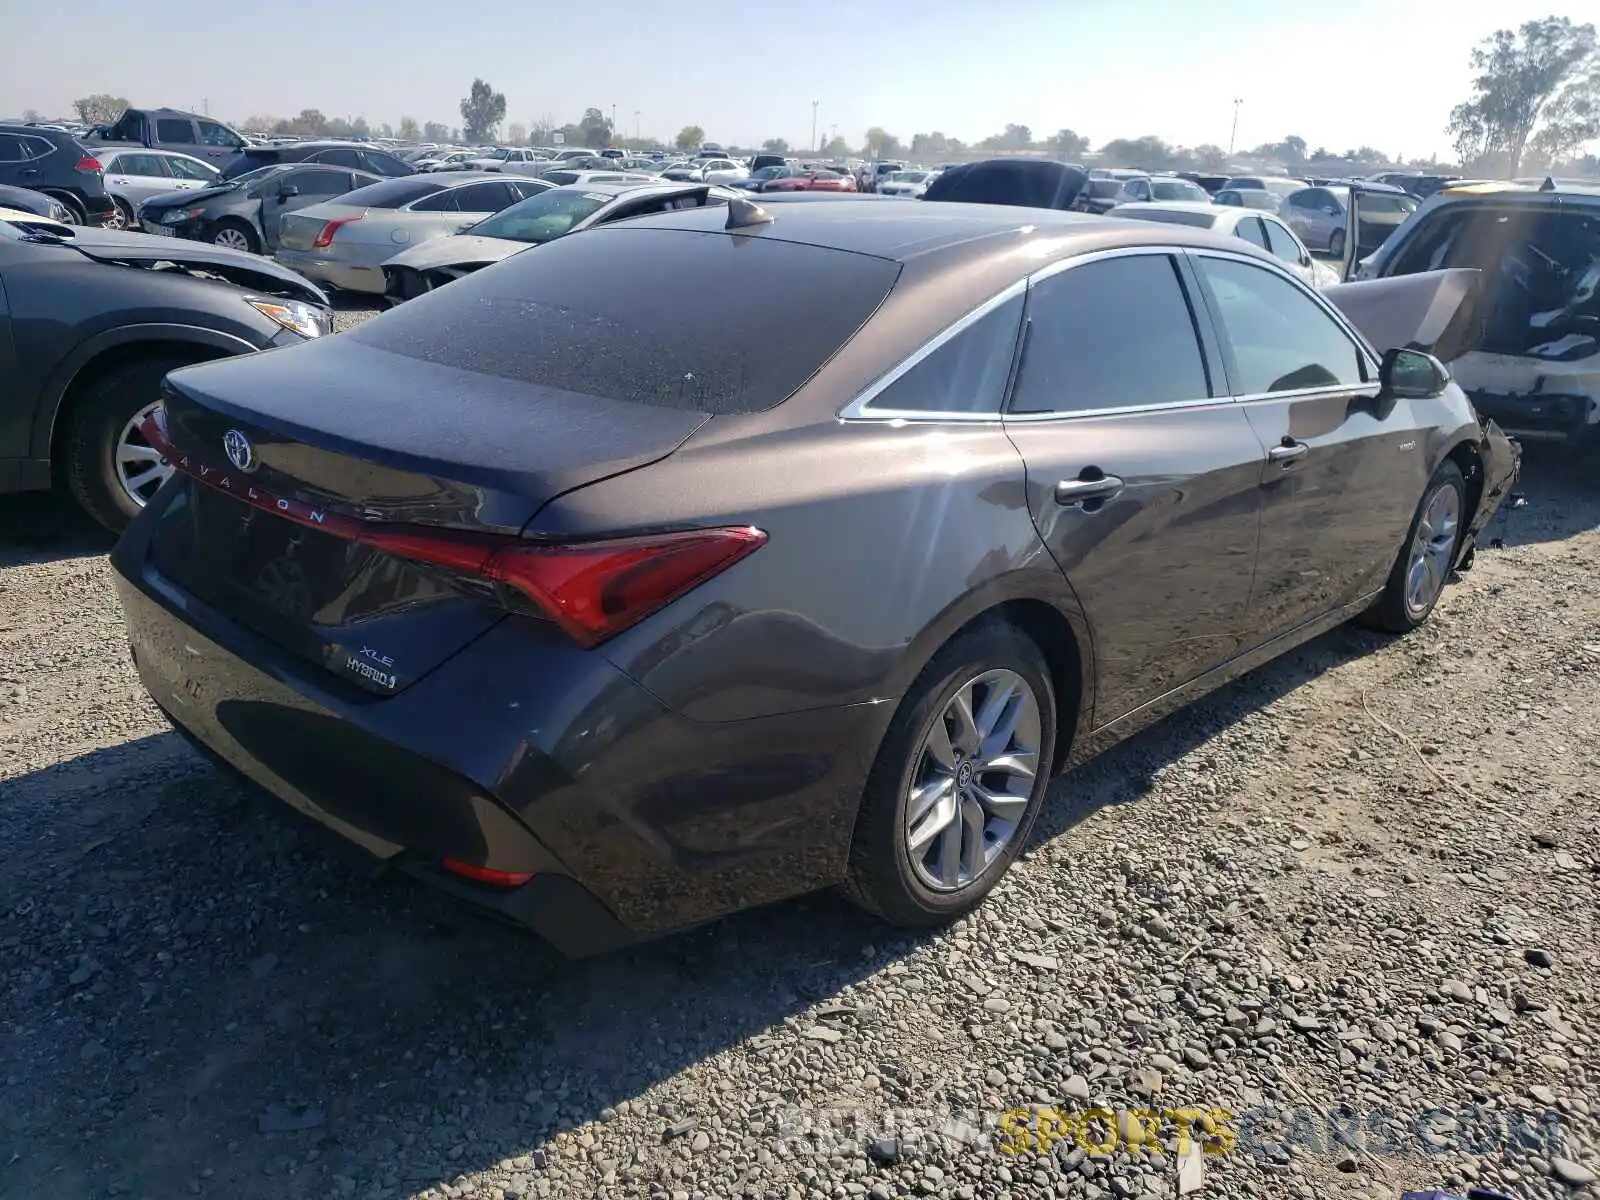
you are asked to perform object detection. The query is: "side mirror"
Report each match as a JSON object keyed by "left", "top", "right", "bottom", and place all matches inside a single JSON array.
[
  {"left": 277, "top": 185, "right": 299, "bottom": 199},
  {"left": 1380, "top": 347, "right": 1448, "bottom": 399},
  {"left": 1324, "top": 205, "right": 1339, "bottom": 216}
]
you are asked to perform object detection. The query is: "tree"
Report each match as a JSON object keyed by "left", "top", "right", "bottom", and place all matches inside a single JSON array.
[
  {"left": 1048, "top": 128, "right": 1089, "bottom": 158},
  {"left": 762, "top": 137, "right": 790, "bottom": 153},
  {"left": 351, "top": 116, "right": 371, "bottom": 136},
  {"left": 862, "top": 127, "right": 901, "bottom": 158},
  {"left": 675, "top": 125, "right": 705, "bottom": 151},
  {"left": 818, "top": 134, "right": 851, "bottom": 157},
  {"left": 1191, "top": 143, "right": 1230, "bottom": 170},
  {"left": 1098, "top": 135, "right": 1177, "bottom": 171},
  {"left": 507, "top": 122, "right": 527, "bottom": 145},
  {"left": 73, "top": 94, "right": 130, "bottom": 125},
  {"left": 423, "top": 121, "right": 450, "bottom": 142},
  {"left": 295, "top": 108, "right": 329, "bottom": 136},
  {"left": 459, "top": 78, "right": 507, "bottom": 142},
  {"left": 1448, "top": 17, "right": 1598, "bottom": 177},
  {"left": 577, "top": 107, "right": 612, "bottom": 149},
  {"left": 398, "top": 116, "right": 419, "bottom": 141},
  {"left": 21, "top": 108, "right": 42, "bottom": 124}
]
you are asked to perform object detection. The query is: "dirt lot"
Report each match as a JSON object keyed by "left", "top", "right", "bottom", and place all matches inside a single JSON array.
[{"left": 1, "top": 442, "right": 1597, "bottom": 1200}]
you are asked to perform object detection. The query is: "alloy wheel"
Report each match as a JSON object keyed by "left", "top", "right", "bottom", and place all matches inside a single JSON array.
[
  {"left": 1404, "top": 483, "right": 1460, "bottom": 617},
  {"left": 904, "top": 668, "right": 1042, "bottom": 892},
  {"left": 103, "top": 203, "right": 128, "bottom": 230},
  {"left": 212, "top": 227, "right": 252, "bottom": 252},
  {"left": 114, "top": 401, "right": 173, "bottom": 509}
]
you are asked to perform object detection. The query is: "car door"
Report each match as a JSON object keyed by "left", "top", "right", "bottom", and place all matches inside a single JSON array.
[
  {"left": 1186, "top": 249, "right": 1421, "bottom": 642},
  {"left": 259, "top": 169, "right": 356, "bottom": 250},
  {"left": 153, "top": 115, "right": 200, "bottom": 157},
  {"left": 164, "top": 153, "right": 219, "bottom": 191},
  {"left": 196, "top": 119, "right": 247, "bottom": 164},
  {"left": 107, "top": 153, "right": 173, "bottom": 207},
  {"left": 1001, "top": 249, "right": 1265, "bottom": 724}
]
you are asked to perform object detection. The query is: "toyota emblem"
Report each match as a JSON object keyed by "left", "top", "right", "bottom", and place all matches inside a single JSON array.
[{"left": 222, "top": 428, "right": 255, "bottom": 472}]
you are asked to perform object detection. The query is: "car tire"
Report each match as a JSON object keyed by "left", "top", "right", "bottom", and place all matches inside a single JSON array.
[
  {"left": 209, "top": 219, "right": 261, "bottom": 254},
  {"left": 63, "top": 355, "right": 196, "bottom": 533},
  {"left": 842, "top": 621, "right": 1057, "bottom": 928},
  {"left": 1362, "top": 460, "right": 1466, "bottom": 634},
  {"left": 105, "top": 198, "right": 135, "bottom": 230},
  {"left": 42, "top": 190, "right": 86, "bottom": 224},
  {"left": 1328, "top": 228, "right": 1345, "bottom": 258}
]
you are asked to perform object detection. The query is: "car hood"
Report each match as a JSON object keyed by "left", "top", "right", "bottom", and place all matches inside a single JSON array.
[
  {"left": 140, "top": 182, "right": 241, "bottom": 209},
  {"left": 1322, "top": 267, "right": 1482, "bottom": 363},
  {"left": 384, "top": 233, "right": 524, "bottom": 271},
  {"left": 63, "top": 228, "right": 329, "bottom": 305}
]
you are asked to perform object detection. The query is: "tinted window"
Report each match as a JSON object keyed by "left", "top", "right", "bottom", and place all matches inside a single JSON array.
[
  {"left": 156, "top": 118, "right": 194, "bottom": 143},
  {"left": 197, "top": 120, "right": 242, "bottom": 148},
  {"left": 282, "top": 169, "right": 352, "bottom": 196},
  {"left": 339, "top": 177, "right": 445, "bottom": 208},
  {"left": 507, "top": 179, "right": 553, "bottom": 200},
  {"left": 1286, "top": 189, "right": 1316, "bottom": 209},
  {"left": 350, "top": 228, "right": 901, "bottom": 415},
  {"left": 450, "top": 181, "right": 516, "bottom": 211},
  {"left": 311, "top": 147, "right": 362, "bottom": 168},
  {"left": 1215, "top": 190, "right": 1240, "bottom": 206},
  {"left": 1262, "top": 218, "right": 1304, "bottom": 264},
  {"left": 119, "top": 153, "right": 169, "bottom": 177},
  {"left": 167, "top": 155, "right": 217, "bottom": 181},
  {"left": 0, "top": 133, "right": 35, "bottom": 161},
  {"left": 1194, "top": 256, "right": 1364, "bottom": 394},
  {"left": 1009, "top": 254, "right": 1211, "bottom": 415},
  {"left": 360, "top": 149, "right": 414, "bottom": 176},
  {"left": 1233, "top": 216, "right": 1268, "bottom": 248},
  {"left": 864, "top": 294, "right": 1023, "bottom": 415}
]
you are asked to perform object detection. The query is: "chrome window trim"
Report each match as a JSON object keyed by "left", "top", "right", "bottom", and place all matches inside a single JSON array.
[{"left": 838, "top": 242, "right": 1378, "bottom": 425}]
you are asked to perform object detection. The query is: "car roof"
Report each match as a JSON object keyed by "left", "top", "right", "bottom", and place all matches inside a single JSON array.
[
  {"left": 1113, "top": 201, "right": 1220, "bottom": 217},
  {"left": 548, "top": 180, "right": 731, "bottom": 198}
]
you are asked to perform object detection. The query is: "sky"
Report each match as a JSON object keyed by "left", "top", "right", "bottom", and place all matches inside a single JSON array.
[{"left": 0, "top": 0, "right": 1586, "bottom": 159}]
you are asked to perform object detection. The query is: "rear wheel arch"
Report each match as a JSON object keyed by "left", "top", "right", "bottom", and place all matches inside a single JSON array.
[{"left": 37, "top": 189, "right": 86, "bottom": 223}]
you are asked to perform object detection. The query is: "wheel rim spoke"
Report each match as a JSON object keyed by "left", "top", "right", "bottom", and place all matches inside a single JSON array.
[
  {"left": 947, "top": 685, "right": 981, "bottom": 756},
  {"left": 924, "top": 719, "right": 957, "bottom": 771}
]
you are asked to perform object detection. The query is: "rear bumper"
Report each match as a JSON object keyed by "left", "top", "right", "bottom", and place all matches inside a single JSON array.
[
  {"left": 80, "top": 193, "right": 116, "bottom": 225},
  {"left": 272, "top": 248, "right": 386, "bottom": 294},
  {"left": 109, "top": 498, "right": 879, "bottom": 953}
]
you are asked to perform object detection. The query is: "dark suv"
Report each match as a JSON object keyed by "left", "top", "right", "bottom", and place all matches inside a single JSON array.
[
  {"left": 0, "top": 124, "right": 115, "bottom": 225},
  {"left": 219, "top": 141, "right": 415, "bottom": 181}
]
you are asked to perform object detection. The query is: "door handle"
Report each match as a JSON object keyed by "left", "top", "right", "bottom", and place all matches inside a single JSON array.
[
  {"left": 1268, "top": 439, "right": 1309, "bottom": 465},
  {"left": 1054, "top": 474, "right": 1124, "bottom": 506}
]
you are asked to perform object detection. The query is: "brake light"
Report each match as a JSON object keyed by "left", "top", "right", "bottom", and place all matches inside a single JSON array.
[
  {"left": 75, "top": 156, "right": 102, "bottom": 173},
  {"left": 313, "top": 216, "right": 361, "bottom": 248},
  {"left": 440, "top": 859, "right": 534, "bottom": 887},
  {"left": 361, "top": 524, "right": 766, "bottom": 648}
]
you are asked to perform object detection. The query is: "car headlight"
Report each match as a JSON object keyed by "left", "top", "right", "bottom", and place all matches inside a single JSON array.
[
  {"left": 246, "top": 297, "right": 330, "bottom": 339},
  {"left": 161, "top": 206, "right": 202, "bottom": 225}
]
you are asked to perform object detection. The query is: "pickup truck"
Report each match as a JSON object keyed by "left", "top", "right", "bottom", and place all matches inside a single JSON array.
[{"left": 85, "top": 107, "right": 251, "bottom": 166}]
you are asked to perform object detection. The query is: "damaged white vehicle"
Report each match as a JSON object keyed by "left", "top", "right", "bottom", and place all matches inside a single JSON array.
[{"left": 1347, "top": 181, "right": 1600, "bottom": 444}]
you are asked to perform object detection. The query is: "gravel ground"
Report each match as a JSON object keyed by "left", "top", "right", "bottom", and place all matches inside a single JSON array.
[{"left": 2, "top": 415, "right": 1598, "bottom": 1199}]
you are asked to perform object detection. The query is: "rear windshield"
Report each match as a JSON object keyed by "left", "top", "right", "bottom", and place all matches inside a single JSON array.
[
  {"left": 350, "top": 227, "right": 900, "bottom": 415},
  {"left": 336, "top": 177, "right": 446, "bottom": 208}
]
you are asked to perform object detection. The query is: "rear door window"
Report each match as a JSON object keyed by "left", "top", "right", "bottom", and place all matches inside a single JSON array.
[
  {"left": 1009, "top": 253, "right": 1213, "bottom": 415},
  {"left": 450, "top": 181, "right": 518, "bottom": 211},
  {"left": 339, "top": 177, "right": 447, "bottom": 208},
  {"left": 197, "top": 120, "right": 243, "bottom": 149},
  {"left": 310, "top": 147, "right": 363, "bottom": 168},
  {"left": 282, "top": 169, "right": 353, "bottom": 197},
  {"left": 1261, "top": 218, "right": 1305, "bottom": 265},
  {"left": 155, "top": 118, "right": 195, "bottom": 143},
  {"left": 863, "top": 294, "right": 1024, "bottom": 415},
  {"left": 1233, "top": 216, "right": 1269, "bottom": 248},
  {"left": 349, "top": 227, "right": 901, "bottom": 415}
]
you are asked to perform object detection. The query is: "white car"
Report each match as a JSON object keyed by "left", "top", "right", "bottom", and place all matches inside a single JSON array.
[
  {"left": 94, "top": 148, "right": 219, "bottom": 229},
  {"left": 466, "top": 147, "right": 549, "bottom": 172},
  {"left": 1110, "top": 201, "right": 1340, "bottom": 289},
  {"left": 662, "top": 157, "right": 749, "bottom": 185},
  {"left": 877, "top": 170, "right": 933, "bottom": 198}
]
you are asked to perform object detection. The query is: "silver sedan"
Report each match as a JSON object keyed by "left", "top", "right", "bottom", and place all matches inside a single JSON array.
[
  {"left": 1111, "top": 201, "right": 1340, "bottom": 289},
  {"left": 95, "top": 149, "right": 219, "bottom": 229},
  {"left": 273, "top": 172, "right": 541, "bottom": 294}
]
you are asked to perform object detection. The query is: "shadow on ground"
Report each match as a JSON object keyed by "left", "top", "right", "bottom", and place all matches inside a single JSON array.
[{"left": 0, "top": 610, "right": 1375, "bottom": 1199}]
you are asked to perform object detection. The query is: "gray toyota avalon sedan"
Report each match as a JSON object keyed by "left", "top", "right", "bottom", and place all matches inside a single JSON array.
[{"left": 110, "top": 198, "right": 1517, "bottom": 955}]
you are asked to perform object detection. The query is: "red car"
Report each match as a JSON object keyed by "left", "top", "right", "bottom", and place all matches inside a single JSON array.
[{"left": 762, "top": 169, "right": 857, "bottom": 194}]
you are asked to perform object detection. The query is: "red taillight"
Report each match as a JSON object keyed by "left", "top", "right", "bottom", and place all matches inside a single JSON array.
[
  {"left": 440, "top": 859, "right": 534, "bottom": 887},
  {"left": 361, "top": 524, "right": 767, "bottom": 648},
  {"left": 313, "top": 216, "right": 361, "bottom": 248},
  {"left": 75, "top": 155, "right": 102, "bottom": 173}
]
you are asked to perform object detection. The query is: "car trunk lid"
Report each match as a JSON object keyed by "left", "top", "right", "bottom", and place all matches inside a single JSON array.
[
  {"left": 277, "top": 204, "right": 366, "bottom": 252},
  {"left": 144, "top": 337, "right": 710, "bottom": 694}
]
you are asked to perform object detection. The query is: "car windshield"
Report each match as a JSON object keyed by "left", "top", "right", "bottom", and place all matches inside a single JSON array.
[
  {"left": 466, "top": 188, "right": 612, "bottom": 243},
  {"left": 338, "top": 177, "right": 447, "bottom": 208},
  {"left": 1151, "top": 180, "right": 1207, "bottom": 201}
]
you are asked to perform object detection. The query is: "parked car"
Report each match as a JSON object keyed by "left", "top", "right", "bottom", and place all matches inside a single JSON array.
[
  {"left": 417, "top": 150, "right": 487, "bottom": 173},
  {"left": 1177, "top": 172, "right": 1231, "bottom": 195},
  {"left": 1282, "top": 183, "right": 1417, "bottom": 258},
  {"left": 761, "top": 169, "right": 857, "bottom": 193},
  {"left": 466, "top": 147, "right": 548, "bottom": 172},
  {"left": 1111, "top": 201, "right": 1339, "bottom": 288},
  {"left": 138, "top": 164, "right": 381, "bottom": 253},
  {"left": 748, "top": 153, "right": 788, "bottom": 172},
  {"left": 0, "top": 218, "right": 327, "bottom": 529},
  {"left": 661, "top": 157, "right": 749, "bottom": 184},
  {"left": 382, "top": 181, "right": 740, "bottom": 301},
  {"left": 1346, "top": 181, "right": 1600, "bottom": 444},
  {"left": 1222, "top": 176, "right": 1308, "bottom": 200},
  {"left": 0, "top": 181, "right": 73, "bottom": 222},
  {"left": 86, "top": 107, "right": 250, "bottom": 166},
  {"left": 0, "top": 123, "right": 115, "bottom": 225},
  {"left": 1213, "top": 188, "right": 1283, "bottom": 213},
  {"left": 109, "top": 201, "right": 1515, "bottom": 954},
  {"left": 218, "top": 141, "right": 415, "bottom": 181},
  {"left": 734, "top": 164, "right": 802, "bottom": 192},
  {"left": 1074, "top": 176, "right": 1133, "bottom": 214},
  {"left": 275, "top": 172, "right": 541, "bottom": 294},
  {"left": 1369, "top": 172, "right": 1459, "bottom": 198},
  {"left": 923, "top": 159, "right": 1087, "bottom": 210},
  {"left": 877, "top": 170, "right": 934, "bottom": 198},
  {"left": 93, "top": 148, "right": 219, "bottom": 229},
  {"left": 538, "top": 169, "right": 656, "bottom": 187}
]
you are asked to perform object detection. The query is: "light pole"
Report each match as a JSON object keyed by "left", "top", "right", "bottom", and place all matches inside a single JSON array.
[
  {"left": 1228, "top": 98, "right": 1243, "bottom": 157},
  {"left": 611, "top": 104, "right": 617, "bottom": 138},
  {"left": 811, "top": 100, "right": 819, "bottom": 153},
  {"left": 634, "top": 110, "right": 641, "bottom": 141}
]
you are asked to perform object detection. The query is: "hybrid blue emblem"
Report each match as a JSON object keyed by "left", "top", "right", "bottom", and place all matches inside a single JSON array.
[{"left": 222, "top": 428, "right": 255, "bottom": 472}]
